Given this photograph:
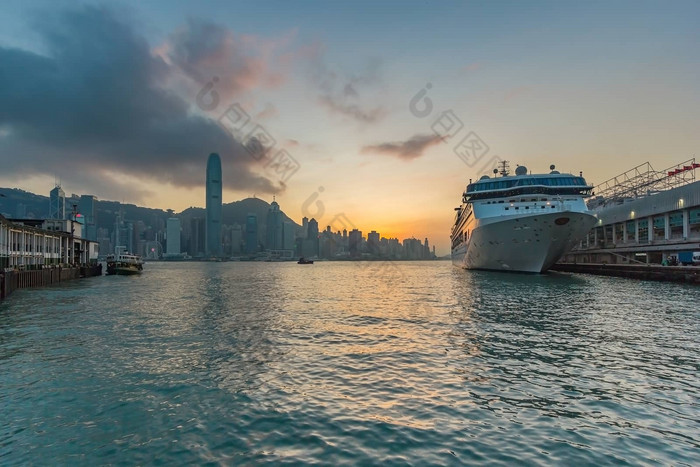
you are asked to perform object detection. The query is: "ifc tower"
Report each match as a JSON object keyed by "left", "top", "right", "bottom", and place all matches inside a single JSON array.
[{"left": 205, "top": 153, "right": 222, "bottom": 256}]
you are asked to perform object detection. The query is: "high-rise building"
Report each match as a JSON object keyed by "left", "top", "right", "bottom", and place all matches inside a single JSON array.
[
  {"left": 349, "top": 229, "right": 363, "bottom": 257},
  {"left": 245, "top": 214, "right": 258, "bottom": 254},
  {"left": 403, "top": 238, "right": 422, "bottom": 260},
  {"left": 303, "top": 218, "right": 319, "bottom": 257},
  {"left": 367, "top": 230, "right": 380, "bottom": 256},
  {"left": 49, "top": 184, "right": 65, "bottom": 219},
  {"left": 205, "top": 153, "right": 222, "bottom": 256},
  {"left": 188, "top": 217, "right": 205, "bottom": 257},
  {"left": 166, "top": 218, "right": 181, "bottom": 255},
  {"left": 302, "top": 217, "right": 309, "bottom": 237},
  {"left": 230, "top": 223, "right": 243, "bottom": 254},
  {"left": 282, "top": 221, "right": 295, "bottom": 250},
  {"left": 78, "top": 195, "right": 97, "bottom": 241},
  {"left": 265, "top": 199, "right": 283, "bottom": 250}
]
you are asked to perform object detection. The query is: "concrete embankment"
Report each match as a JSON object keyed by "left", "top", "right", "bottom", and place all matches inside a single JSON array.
[
  {"left": 0, "top": 265, "right": 103, "bottom": 300},
  {"left": 552, "top": 262, "right": 700, "bottom": 283}
]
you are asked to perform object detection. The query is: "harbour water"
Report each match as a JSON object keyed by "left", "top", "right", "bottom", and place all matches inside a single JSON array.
[{"left": 1, "top": 261, "right": 698, "bottom": 465}]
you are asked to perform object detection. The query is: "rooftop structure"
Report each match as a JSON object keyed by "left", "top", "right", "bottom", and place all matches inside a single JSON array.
[
  {"left": 588, "top": 158, "right": 699, "bottom": 210},
  {"left": 561, "top": 159, "right": 700, "bottom": 266}
]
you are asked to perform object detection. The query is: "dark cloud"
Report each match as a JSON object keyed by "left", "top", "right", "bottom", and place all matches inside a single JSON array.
[
  {"left": 0, "top": 6, "right": 283, "bottom": 202},
  {"left": 361, "top": 134, "right": 445, "bottom": 160}
]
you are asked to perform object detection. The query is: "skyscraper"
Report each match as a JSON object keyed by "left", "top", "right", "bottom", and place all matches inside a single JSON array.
[
  {"left": 78, "top": 195, "right": 97, "bottom": 241},
  {"left": 166, "top": 218, "right": 181, "bottom": 256},
  {"left": 265, "top": 199, "right": 283, "bottom": 250},
  {"left": 303, "top": 218, "right": 319, "bottom": 257},
  {"left": 245, "top": 214, "right": 258, "bottom": 254},
  {"left": 205, "top": 153, "right": 222, "bottom": 256},
  {"left": 367, "top": 230, "right": 380, "bottom": 256},
  {"left": 282, "top": 221, "right": 295, "bottom": 251},
  {"left": 349, "top": 229, "right": 363, "bottom": 257},
  {"left": 49, "top": 184, "right": 65, "bottom": 219},
  {"left": 188, "top": 217, "right": 205, "bottom": 257}
]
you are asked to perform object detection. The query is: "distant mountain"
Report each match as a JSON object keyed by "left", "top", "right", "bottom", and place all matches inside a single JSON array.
[
  {"left": 0, "top": 188, "right": 300, "bottom": 236},
  {"left": 178, "top": 197, "right": 302, "bottom": 235},
  {"left": 0, "top": 188, "right": 49, "bottom": 218}
]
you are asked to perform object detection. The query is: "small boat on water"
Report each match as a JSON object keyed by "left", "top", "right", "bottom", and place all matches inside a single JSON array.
[
  {"left": 297, "top": 257, "right": 314, "bottom": 264},
  {"left": 106, "top": 251, "right": 144, "bottom": 275}
]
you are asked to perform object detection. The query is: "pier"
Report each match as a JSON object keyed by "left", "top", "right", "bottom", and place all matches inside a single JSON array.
[
  {"left": 0, "top": 264, "right": 103, "bottom": 300},
  {"left": 0, "top": 214, "right": 101, "bottom": 300},
  {"left": 558, "top": 159, "right": 700, "bottom": 282},
  {"left": 552, "top": 263, "right": 700, "bottom": 283}
]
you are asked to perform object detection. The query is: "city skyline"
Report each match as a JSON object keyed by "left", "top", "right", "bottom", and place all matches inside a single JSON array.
[
  {"left": 1, "top": 180, "right": 441, "bottom": 260},
  {"left": 1, "top": 1, "right": 699, "bottom": 254}
]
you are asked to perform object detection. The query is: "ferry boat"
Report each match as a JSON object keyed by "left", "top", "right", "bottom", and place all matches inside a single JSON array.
[
  {"left": 451, "top": 162, "right": 597, "bottom": 273},
  {"left": 106, "top": 251, "right": 144, "bottom": 275}
]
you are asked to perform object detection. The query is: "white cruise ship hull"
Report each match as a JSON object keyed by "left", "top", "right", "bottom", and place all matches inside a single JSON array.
[{"left": 452, "top": 211, "right": 597, "bottom": 273}]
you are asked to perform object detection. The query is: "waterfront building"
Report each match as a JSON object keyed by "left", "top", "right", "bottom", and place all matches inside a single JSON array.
[
  {"left": 245, "top": 214, "right": 258, "bottom": 254},
  {"left": 206, "top": 153, "right": 222, "bottom": 257},
  {"left": 0, "top": 214, "right": 99, "bottom": 268},
  {"left": 562, "top": 159, "right": 700, "bottom": 264},
  {"left": 49, "top": 184, "right": 66, "bottom": 219},
  {"left": 166, "top": 218, "right": 181, "bottom": 256}
]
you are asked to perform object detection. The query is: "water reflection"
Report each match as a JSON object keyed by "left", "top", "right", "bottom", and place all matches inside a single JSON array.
[{"left": 0, "top": 261, "right": 698, "bottom": 465}]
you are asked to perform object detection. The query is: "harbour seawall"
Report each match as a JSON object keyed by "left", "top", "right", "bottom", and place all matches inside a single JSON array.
[
  {"left": 0, "top": 265, "right": 102, "bottom": 300},
  {"left": 551, "top": 262, "right": 700, "bottom": 283}
]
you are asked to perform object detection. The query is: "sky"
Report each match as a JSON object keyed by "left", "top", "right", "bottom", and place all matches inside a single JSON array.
[{"left": 1, "top": 0, "right": 699, "bottom": 254}]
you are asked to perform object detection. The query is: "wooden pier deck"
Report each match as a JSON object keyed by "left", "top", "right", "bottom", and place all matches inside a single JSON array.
[
  {"left": 0, "top": 265, "right": 102, "bottom": 300},
  {"left": 551, "top": 262, "right": 700, "bottom": 283}
]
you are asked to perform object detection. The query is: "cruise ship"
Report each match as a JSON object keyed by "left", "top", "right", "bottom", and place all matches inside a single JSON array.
[{"left": 451, "top": 162, "right": 598, "bottom": 273}]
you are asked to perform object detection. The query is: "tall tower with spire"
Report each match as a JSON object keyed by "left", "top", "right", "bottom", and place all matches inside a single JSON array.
[
  {"left": 205, "top": 153, "right": 222, "bottom": 256},
  {"left": 49, "top": 183, "right": 65, "bottom": 219},
  {"left": 266, "top": 197, "right": 283, "bottom": 250}
]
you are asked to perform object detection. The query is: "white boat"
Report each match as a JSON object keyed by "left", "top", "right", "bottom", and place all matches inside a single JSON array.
[
  {"left": 106, "top": 249, "right": 144, "bottom": 275},
  {"left": 451, "top": 162, "right": 598, "bottom": 273}
]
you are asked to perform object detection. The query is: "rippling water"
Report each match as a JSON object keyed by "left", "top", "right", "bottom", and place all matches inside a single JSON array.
[{"left": 1, "top": 261, "right": 698, "bottom": 465}]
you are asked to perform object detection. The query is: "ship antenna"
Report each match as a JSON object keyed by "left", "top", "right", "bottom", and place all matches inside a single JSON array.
[{"left": 499, "top": 160, "right": 510, "bottom": 177}]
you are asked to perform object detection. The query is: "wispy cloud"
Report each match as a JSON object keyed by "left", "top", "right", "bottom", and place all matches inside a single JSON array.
[
  {"left": 318, "top": 96, "right": 386, "bottom": 123},
  {"left": 313, "top": 56, "right": 386, "bottom": 123},
  {"left": 361, "top": 134, "right": 445, "bottom": 161}
]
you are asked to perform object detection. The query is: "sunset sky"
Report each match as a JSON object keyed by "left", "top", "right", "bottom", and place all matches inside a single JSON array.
[{"left": 1, "top": 0, "right": 699, "bottom": 254}]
